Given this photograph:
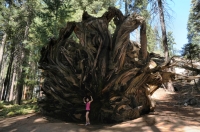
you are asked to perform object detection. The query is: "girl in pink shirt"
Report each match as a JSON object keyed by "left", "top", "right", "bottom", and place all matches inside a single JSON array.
[{"left": 83, "top": 96, "right": 93, "bottom": 125}]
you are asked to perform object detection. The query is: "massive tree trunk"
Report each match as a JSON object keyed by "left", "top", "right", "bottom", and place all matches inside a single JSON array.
[{"left": 38, "top": 7, "right": 174, "bottom": 123}]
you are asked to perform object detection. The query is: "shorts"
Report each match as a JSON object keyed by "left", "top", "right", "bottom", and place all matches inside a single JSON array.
[{"left": 86, "top": 110, "right": 90, "bottom": 112}]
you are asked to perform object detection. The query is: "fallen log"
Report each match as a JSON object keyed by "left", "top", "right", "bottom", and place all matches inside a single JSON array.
[{"left": 38, "top": 7, "right": 198, "bottom": 123}]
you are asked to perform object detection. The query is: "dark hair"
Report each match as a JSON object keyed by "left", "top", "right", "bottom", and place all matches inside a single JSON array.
[{"left": 85, "top": 96, "right": 90, "bottom": 102}]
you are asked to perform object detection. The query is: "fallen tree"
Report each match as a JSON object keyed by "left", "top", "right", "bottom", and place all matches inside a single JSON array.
[{"left": 38, "top": 7, "right": 199, "bottom": 123}]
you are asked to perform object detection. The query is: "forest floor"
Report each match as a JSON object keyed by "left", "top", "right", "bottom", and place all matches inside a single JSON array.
[{"left": 0, "top": 81, "right": 200, "bottom": 132}]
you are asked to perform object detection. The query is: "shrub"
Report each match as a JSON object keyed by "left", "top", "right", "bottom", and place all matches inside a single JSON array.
[
  {"left": 0, "top": 99, "right": 39, "bottom": 117},
  {"left": 0, "top": 101, "right": 4, "bottom": 109}
]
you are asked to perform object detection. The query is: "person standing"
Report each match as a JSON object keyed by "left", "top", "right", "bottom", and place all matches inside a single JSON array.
[{"left": 83, "top": 96, "right": 93, "bottom": 125}]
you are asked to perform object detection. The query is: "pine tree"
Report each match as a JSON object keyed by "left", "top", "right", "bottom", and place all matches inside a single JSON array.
[
  {"left": 187, "top": 0, "right": 200, "bottom": 46},
  {"left": 0, "top": 0, "right": 39, "bottom": 103},
  {"left": 167, "top": 31, "right": 176, "bottom": 57}
]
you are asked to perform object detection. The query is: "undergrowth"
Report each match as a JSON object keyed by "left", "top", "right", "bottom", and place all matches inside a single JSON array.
[{"left": 0, "top": 98, "right": 39, "bottom": 118}]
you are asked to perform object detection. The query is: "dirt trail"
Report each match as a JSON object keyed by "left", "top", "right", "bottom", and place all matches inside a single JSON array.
[{"left": 0, "top": 87, "right": 200, "bottom": 132}]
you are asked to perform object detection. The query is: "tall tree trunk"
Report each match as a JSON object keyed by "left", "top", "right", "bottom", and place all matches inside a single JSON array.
[
  {"left": 157, "top": 0, "right": 169, "bottom": 61},
  {"left": 15, "top": 71, "right": 24, "bottom": 105},
  {"left": 0, "top": 33, "right": 7, "bottom": 72},
  {"left": 15, "top": 43, "right": 25, "bottom": 104},
  {"left": 30, "top": 85, "right": 34, "bottom": 99},
  {"left": 2, "top": 44, "right": 15, "bottom": 101},
  {"left": 0, "top": 33, "right": 7, "bottom": 100},
  {"left": 125, "top": 0, "right": 129, "bottom": 15},
  {"left": 15, "top": 17, "right": 31, "bottom": 104},
  {"left": 157, "top": 0, "right": 174, "bottom": 92},
  {"left": 9, "top": 69, "right": 16, "bottom": 101},
  {"left": 140, "top": 21, "right": 148, "bottom": 61},
  {"left": 4, "top": 59, "right": 14, "bottom": 101},
  {"left": 23, "top": 85, "right": 27, "bottom": 100},
  {"left": 0, "top": 61, "right": 6, "bottom": 100}
]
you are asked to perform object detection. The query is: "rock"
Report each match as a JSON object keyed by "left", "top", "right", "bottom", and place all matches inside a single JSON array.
[
  {"left": 188, "top": 98, "right": 198, "bottom": 105},
  {"left": 184, "top": 98, "right": 198, "bottom": 106},
  {"left": 143, "top": 115, "right": 156, "bottom": 126},
  {"left": 74, "top": 114, "right": 82, "bottom": 119},
  {"left": 184, "top": 103, "right": 188, "bottom": 106}
]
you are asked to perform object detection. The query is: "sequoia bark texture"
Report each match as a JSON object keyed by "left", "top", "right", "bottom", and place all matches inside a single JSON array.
[{"left": 38, "top": 7, "right": 169, "bottom": 123}]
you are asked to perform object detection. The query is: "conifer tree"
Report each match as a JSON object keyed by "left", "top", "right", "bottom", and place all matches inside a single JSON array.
[{"left": 187, "top": 0, "right": 200, "bottom": 46}]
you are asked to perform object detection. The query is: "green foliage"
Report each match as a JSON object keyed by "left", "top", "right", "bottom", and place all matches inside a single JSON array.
[
  {"left": 38, "top": 0, "right": 75, "bottom": 38},
  {"left": 167, "top": 31, "right": 176, "bottom": 57},
  {"left": 146, "top": 25, "right": 156, "bottom": 52},
  {"left": 72, "top": 0, "right": 116, "bottom": 19},
  {"left": 129, "top": 0, "right": 148, "bottom": 14},
  {"left": 0, "top": 99, "right": 38, "bottom": 117},
  {"left": 181, "top": 43, "right": 200, "bottom": 60},
  {"left": 0, "top": 101, "right": 4, "bottom": 109},
  {"left": 187, "top": 0, "right": 200, "bottom": 45},
  {"left": 108, "top": 19, "right": 116, "bottom": 34},
  {"left": 0, "top": 0, "right": 119, "bottom": 103}
]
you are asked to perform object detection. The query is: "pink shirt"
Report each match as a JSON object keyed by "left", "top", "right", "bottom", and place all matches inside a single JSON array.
[{"left": 86, "top": 102, "right": 90, "bottom": 110}]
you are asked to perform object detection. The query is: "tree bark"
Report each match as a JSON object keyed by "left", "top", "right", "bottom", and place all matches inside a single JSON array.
[
  {"left": 0, "top": 33, "right": 7, "bottom": 72},
  {"left": 15, "top": 10, "right": 32, "bottom": 104},
  {"left": 140, "top": 21, "right": 148, "bottom": 61},
  {"left": 0, "top": 33, "right": 7, "bottom": 100},
  {"left": 157, "top": 0, "right": 169, "bottom": 62},
  {"left": 9, "top": 70, "right": 16, "bottom": 101},
  {"left": 157, "top": 0, "right": 174, "bottom": 92},
  {"left": 38, "top": 7, "right": 175, "bottom": 123},
  {"left": 2, "top": 43, "right": 15, "bottom": 101}
]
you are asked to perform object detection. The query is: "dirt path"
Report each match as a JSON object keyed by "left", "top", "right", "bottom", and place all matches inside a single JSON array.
[{"left": 0, "top": 87, "right": 200, "bottom": 132}]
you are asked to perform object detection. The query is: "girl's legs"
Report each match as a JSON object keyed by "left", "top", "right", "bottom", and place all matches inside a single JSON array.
[{"left": 85, "top": 111, "right": 90, "bottom": 125}]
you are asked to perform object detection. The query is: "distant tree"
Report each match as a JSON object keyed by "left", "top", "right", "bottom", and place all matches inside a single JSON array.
[
  {"left": 181, "top": 43, "right": 200, "bottom": 92},
  {"left": 41, "top": 0, "right": 75, "bottom": 38},
  {"left": 185, "top": 0, "right": 200, "bottom": 92},
  {"left": 122, "top": 0, "right": 150, "bottom": 60},
  {"left": 73, "top": 0, "right": 117, "bottom": 18},
  {"left": 146, "top": 0, "right": 174, "bottom": 91},
  {"left": 182, "top": 43, "right": 200, "bottom": 61},
  {"left": 187, "top": 0, "right": 200, "bottom": 46},
  {"left": 0, "top": 0, "right": 39, "bottom": 103},
  {"left": 167, "top": 31, "right": 176, "bottom": 57},
  {"left": 146, "top": 26, "right": 157, "bottom": 53},
  {"left": 157, "top": 0, "right": 169, "bottom": 61},
  {"left": 0, "top": 0, "right": 18, "bottom": 101}
]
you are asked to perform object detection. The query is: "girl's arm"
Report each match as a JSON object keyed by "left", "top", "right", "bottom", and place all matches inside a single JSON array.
[
  {"left": 83, "top": 97, "right": 86, "bottom": 103},
  {"left": 90, "top": 96, "right": 93, "bottom": 103}
]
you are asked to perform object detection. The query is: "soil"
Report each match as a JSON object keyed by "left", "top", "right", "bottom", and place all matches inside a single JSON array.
[{"left": 0, "top": 82, "right": 200, "bottom": 132}]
